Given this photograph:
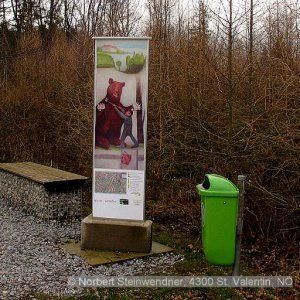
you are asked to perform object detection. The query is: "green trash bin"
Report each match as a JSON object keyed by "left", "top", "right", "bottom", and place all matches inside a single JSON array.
[{"left": 196, "top": 174, "right": 239, "bottom": 266}]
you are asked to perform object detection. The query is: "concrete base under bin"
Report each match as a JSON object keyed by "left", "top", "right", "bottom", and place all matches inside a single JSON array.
[{"left": 81, "top": 214, "right": 152, "bottom": 253}]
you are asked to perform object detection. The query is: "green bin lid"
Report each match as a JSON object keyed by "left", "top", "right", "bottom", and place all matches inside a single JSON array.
[{"left": 196, "top": 174, "right": 239, "bottom": 197}]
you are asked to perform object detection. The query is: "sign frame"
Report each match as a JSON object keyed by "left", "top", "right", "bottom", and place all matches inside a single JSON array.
[{"left": 92, "top": 37, "right": 150, "bottom": 221}]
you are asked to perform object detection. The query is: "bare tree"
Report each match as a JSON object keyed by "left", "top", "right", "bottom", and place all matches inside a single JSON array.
[
  {"left": 248, "top": 0, "right": 254, "bottom": 104},
  {"left": 0, "top": 0, "right": 8, "bottom": 25},
  {"left": 146, "top": 0, "right": 175, "bottom": 150},
  {"left": 227, "top": 0, "right": 233, "bottom": 158},
  {"left": 106, "top": 0, "right": 140, "bottom": 36},
  {"left": 48, "top": 0, "right": 62, "bottom": 36}
]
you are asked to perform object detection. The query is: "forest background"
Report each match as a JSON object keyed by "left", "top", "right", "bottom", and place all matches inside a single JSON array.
[{"left": 0, "top": 0, "right": 299, "bottom": 253}]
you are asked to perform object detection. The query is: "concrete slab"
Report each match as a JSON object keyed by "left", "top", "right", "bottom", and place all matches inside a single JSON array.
[
  {"left": 81, "top": 214, "right": 152, "bottom": 253},
  {"left": 60, "top": 240, "right": 173, "bottom": 266}
]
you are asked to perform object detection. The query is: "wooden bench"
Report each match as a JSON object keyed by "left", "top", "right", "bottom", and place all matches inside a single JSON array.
[{"left": 0, "top": 162, "right": 88, "bottom": 221}]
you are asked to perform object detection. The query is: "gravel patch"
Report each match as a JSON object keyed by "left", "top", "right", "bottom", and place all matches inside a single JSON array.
[{"left": 0, "top": 202, "right": 183, "bottom": 299}]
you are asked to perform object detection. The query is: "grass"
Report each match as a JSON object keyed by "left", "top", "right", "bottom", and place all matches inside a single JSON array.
[{"left": 25, "top": 222, "right": 298, "bottom": 300}]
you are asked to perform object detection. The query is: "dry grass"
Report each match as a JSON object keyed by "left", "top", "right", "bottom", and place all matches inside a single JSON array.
[{"left": 0, "top": 1, "right": 299, "bottom": 248}]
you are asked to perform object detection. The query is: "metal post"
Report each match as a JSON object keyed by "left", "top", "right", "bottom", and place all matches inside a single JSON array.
[{"left": 233, "top": 175, "right": 246, "bottom": 276}]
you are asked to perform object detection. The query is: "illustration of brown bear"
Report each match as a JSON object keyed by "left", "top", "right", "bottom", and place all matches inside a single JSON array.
[{"left": 95, "top": 78, "right": 133, "bottom": 149}]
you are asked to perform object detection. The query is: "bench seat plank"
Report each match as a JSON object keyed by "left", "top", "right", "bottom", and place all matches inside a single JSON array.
[{"left": 0, "top": 162, "right": 88, "bottom": 185}]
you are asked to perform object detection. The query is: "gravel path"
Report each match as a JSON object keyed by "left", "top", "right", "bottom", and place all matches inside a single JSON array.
[{"left": 0, "top": 203, "right": 183, "bottom": 299}]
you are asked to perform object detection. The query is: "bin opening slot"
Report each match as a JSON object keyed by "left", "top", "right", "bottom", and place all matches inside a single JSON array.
[{"left": 202, "top": 175, "right": 210, "bottom": 189}]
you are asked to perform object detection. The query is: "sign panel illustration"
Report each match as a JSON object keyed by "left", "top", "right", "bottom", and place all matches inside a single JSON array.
[{"left": 93, "top": 37, "right": 150, "bottom": 221}]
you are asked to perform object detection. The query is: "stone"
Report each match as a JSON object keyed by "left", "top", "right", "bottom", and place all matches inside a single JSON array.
[
  {"left": 0, "top": 166, "right": 86, "bottom": 222},
  {"left": 81, "top": 214, "right": 152, "bottom": 253}
]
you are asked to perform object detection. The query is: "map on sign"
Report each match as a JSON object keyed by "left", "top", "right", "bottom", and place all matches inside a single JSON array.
[{"left": 95, "top": 171, "right": 127, "bottom": 194}]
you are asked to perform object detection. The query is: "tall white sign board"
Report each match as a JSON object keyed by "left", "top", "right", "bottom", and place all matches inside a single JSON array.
[{"left": 93, "top": 37, "right": 150, "bottom": 221}]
